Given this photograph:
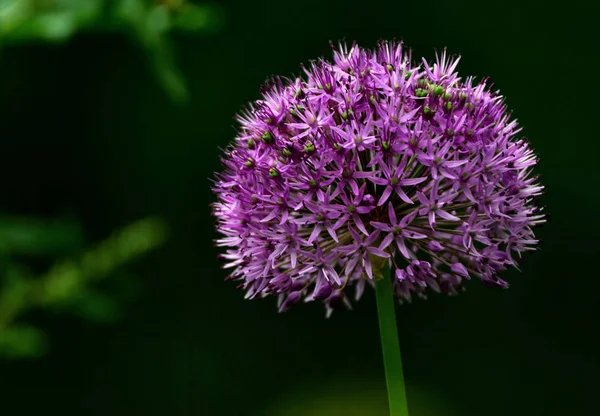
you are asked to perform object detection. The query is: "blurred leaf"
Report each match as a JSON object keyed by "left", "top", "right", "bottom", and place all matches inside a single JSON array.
[
  {"left": 0, "top": 325, "right": 47, "bottom": 358},
  {"left": 0, "top": 216, "right": 83, "bottom": 256},
  {"left": 67, "top": 289, "right": 121, "bottom": 323},
  {"left": 152, "top": 50, "right": 189, "bottom": 103},
  {"left": 266, "top": 380, "right": 388, "bottom": 416},
  {"left": 0, "top": 216, "right": 169, "bottom": 357},
  {"left": 0, "top": 267, "right": 33, "bottom": 329},
  {"left": 171, "top": 3, "right": 223, "bottom": 33},
  {"left": 146, "top": 4, "right": 170, "bottom": 36},
  {"left": 0, "top": 0, "right": 30, "bottom": 35},
  {"left": 0, "top": 0, "right": 102, "bottom": 41},
  {"left": 111, "top": 216, "right": 168, "bottom": 260},
  {"left": 0, "top": 0, "right": 225, "bottom": 102},
  {"left": 16, "top": 12, "right": 77, "bottom": 41},
  {"left": 38, "top": 260, "right": 82, "bottom": 304},
  {"left": 264, "top": 378, "right": 458, "bottom": 416},
  {"left": 115, "top": 0, "right": 145, "bottom": 27},
  {"left": 115, "top": 0, "right": 188, "bottom": 102},
  {"left": 37, "top": 216, "right": 168, "bottom": 304}
]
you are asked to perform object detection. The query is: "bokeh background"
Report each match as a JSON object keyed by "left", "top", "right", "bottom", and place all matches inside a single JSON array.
[{"left": 0, "top": 0, "right": 598, "bottom": 415}]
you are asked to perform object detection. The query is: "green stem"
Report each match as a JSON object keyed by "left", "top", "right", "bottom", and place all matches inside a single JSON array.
[{"left": 375, "top": 262, "right": 409, "bottom": 416}]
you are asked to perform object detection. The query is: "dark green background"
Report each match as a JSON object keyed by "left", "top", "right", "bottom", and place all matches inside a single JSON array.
[{"left": 1, "top": 0, "right": 599, "bottom": 414}]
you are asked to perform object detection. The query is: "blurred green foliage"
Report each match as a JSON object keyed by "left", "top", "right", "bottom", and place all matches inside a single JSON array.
[
  {"left": 0, "top": 0, "right": 217, "bottom": 359},
  {"left": 0, "top": 0, "right": 224, "bottom": 102},
  {"left": 0, "top": 215, "right": 83, "bottom": 256},
  {"left": 0, "top": 0, "right": 217, "bottom": 361},
  {"left": 264, "top": 378, "right": 457, "bottom": 416},
  {"left": 0, "top": 216, "right": 168, "bottom": 358}
]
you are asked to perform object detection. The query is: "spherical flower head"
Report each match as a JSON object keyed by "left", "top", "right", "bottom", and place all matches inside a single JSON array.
[{"left": 212, "top": 40, "right": 545, "bottom": 316}]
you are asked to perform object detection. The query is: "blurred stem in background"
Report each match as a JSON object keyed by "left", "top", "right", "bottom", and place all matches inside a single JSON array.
[
  {"left": 0, "top": 217, "right": 168, "bottom": 358},
  {"left": 0, "top": 0, "right": 224, "bottom": 103}
]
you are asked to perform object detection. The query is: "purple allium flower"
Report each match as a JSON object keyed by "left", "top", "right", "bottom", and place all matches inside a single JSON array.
[{"left": 212, "top": 41, "right": 545, "bottom": 316}]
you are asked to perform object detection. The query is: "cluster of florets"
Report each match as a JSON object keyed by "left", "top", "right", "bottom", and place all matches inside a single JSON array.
[{"left": 212, "top": 40, "right": 545, "bottom": 316}]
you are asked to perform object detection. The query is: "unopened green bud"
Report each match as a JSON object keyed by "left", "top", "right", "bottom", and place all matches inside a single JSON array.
[
  {"left": 269, "top": 167, "right": 279, "bottom": 177},
  {"left": 247, "top": 139, "right": 255, "bottom": 149},
  {"left": 303, "top": 141, "right": 315, "bottom": 154},
  {"left": 262, "top": 131, "right": 273, "bottom": 143}
]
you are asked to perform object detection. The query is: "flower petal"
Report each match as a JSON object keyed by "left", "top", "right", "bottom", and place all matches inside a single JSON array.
[{"left": 378, "top": 186, "right": 393, "bottom": 206}]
